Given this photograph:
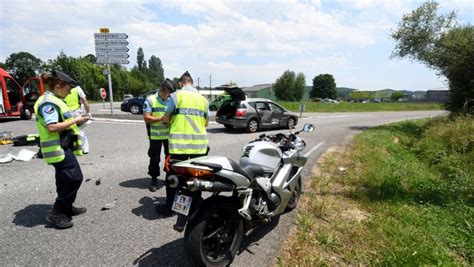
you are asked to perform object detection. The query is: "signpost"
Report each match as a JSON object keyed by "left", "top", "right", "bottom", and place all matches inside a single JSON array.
[
  {"left": 100, "top": 88, "right": 107, "bottom": 108},
  {"left": 94, "top": 29, "right": 129, "bottom": 115}
]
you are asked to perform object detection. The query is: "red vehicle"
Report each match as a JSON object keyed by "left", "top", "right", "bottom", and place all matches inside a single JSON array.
[{"left": 0, "top": 68, "right": 46, "bottom": 120}]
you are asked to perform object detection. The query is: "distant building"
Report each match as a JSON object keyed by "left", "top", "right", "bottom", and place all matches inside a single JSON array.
[
  {"left": 242, "top": 84, "right": 276, "bottom": 100},
  {"left": 425, "top": 90, "right": 449, "bottom": 103},
  {"left": 197, "top": 89, "right": 225, "bottom": 101}
]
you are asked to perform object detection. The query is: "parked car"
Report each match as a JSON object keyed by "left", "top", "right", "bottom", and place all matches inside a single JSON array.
[
  {"left": 209, "top": 94, "right": 232, "bottom": 111},
  {"left": 120, "top": 90, "right": 157, "bottom": 114},
  {"left": 216, "top": 87, "right": 298, "bottom": 133}
]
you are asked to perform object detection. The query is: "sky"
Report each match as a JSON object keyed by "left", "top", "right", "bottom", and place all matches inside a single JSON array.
[{"left": 1, "top": 0, "right": 473, "bottom": 91}]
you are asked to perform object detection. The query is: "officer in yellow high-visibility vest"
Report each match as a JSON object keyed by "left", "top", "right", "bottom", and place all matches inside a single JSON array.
[
  {"left": 65, "top": 85, "right": 90, "bottom": 154},
  {"left": 157, "top": 71, "right": 209, "bottom": 217},
  {"left": 143, "top": 79, "right": 175, "bottom": 192},
  {"left": 34, "top": 70, "right": 89, "bottom": 229}
]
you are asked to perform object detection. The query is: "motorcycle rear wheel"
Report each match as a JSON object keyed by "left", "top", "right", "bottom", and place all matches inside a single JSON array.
[{"left": 184, "top": 200, "right": 243, "bottom": 266}]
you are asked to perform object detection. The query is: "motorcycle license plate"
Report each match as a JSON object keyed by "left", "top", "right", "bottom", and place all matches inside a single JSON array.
[{"left": 171, "top": 193, "right": 192, "bottom": 216}]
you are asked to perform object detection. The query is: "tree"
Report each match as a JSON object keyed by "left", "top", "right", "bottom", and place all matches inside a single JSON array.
[
  {"left": 147, "top": 55, "right": 164, "bottom": 84},
  {"left": 293, "top": 73, "right": 306, "bottom": 101},
  {"left": 311, "top": 74, "right": 337, "bottom": 99},
  {"left": 137, "top": 47, "right": 146, "bottom": 71},
  {"left": 273, "top": 70, "right": 306, "bottom": 101},
  {"left": 391, "top": 91, "right": 404, "bottom": 101},
  {"left": 392, "top": 1, "right": 474, "bottom": 114},
  {"left": 4, "top": 52, "right": 44, "bottom": 83}
]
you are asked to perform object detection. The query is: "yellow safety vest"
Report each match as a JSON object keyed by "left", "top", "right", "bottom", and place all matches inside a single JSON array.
[
  {"left": 169, "top": 90, "right": 208, "bottom": 154},
  {"left": 34, "top": 93, "right": 83, "bottom": 164},
  {"left": 147, "top": 94, "right": 169, "bottom": 140},
  {"left": 65, "top": 87, "right": 81, "bottom": 111}
]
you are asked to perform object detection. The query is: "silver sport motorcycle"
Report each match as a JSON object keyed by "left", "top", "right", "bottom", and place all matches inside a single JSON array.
[{"left": 167, "top": 123, "right": 315, "bottom": 266}]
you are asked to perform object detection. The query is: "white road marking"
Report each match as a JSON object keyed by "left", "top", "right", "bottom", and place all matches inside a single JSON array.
[
  {"left": 304, "top": 142, "right": 324, "bottom": 157},
  {"left": 92, "top": 118, "right": 218, "bottom": 126}
]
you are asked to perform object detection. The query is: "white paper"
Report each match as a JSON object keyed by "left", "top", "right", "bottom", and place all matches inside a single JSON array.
[
  {"left": 11, "top": 149, "right": 37, "bottom": 161},
  {"left": 0, "top": 154, "right": 14, "bottom": 164},
  {"left": 79, "top": 120, "right": 92, "bottom": 130}
]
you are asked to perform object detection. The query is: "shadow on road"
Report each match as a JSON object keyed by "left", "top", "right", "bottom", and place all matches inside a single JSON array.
[
  {"left": 119, "top": 177, "right": 164, "bottom": 190},
  {"left": 133, "top": 238, "right": 185, "bottom": 266},
  {"left": 131, "top": 196, "right": 171, "bottom": 220},
  {"left": 238, "top": 215, "right": 281, "bottom": 255},
  {"left": 133, "top": 216, "right": 281, "bottom": 265},
  {"left": 207, "top": 127, "right": 245, "bottom": 134},
  {"left": 348, "top": 125, "right": 372, "bottom": 131},
  {"left": 0, "top": 118, "right": 23, "bottom": 123},
  {"left": 12, "top": 204, "right": 52, "bottom": 227}
]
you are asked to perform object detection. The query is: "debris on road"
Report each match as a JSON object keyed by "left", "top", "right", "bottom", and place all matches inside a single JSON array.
[
  {"left": 85, "top": 178, "right": 91, "bottom": 182},
  {"left": 101, "top": 200, "right": 117, "bottom": 211},
  {"left": 95, "top": 179, "right": 101, "bottom": 185},
  {"left": 0, "top": 149, "right": 37, "bottom": 163}
]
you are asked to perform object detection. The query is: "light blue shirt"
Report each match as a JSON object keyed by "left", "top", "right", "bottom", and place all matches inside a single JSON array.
[
  {"left": 143, "top": 93, "right": 169, "bottom": 113},
  {"left": 164, "top": 86, "right": 210, "bottom": 118},
  {"left": 39, "top": 92, "right": 75, "bottom": 125},
  {"left": 39, "top": 92, "right": 60, "bottom": 125}
]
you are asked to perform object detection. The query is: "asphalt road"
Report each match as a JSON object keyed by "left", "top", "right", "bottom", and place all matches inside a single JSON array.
[{"left": 0, "top": 110, "right": 444, "bottom": 266}]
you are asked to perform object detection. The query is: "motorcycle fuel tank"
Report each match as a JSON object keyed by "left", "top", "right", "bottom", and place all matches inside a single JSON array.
[{"left": 239, "top": 141, "right": 282, "bottom": 173}]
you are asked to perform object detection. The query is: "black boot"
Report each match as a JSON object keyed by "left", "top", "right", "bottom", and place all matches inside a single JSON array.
[
  {"left": 155, "top": 203, "right": 175, "bottom": 217},
  {"left": 149, "top": 177, "right": 159, "bottom": 192},
  {"left": 46, "top": 207, "right": 73, "bottom": 229},
  {"left": 71, "top": 206, "right": 87, "bottom": 216}
]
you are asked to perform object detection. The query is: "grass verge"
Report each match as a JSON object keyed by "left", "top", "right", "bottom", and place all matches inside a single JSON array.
[
  {"left": 279, "top": 101, "right": 443, "bottom": 112},
  {"left": 278, "top": 115, "right": 473, "bottom": 265}
]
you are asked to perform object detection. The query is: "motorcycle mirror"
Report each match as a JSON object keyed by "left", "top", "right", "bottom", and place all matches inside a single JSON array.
[{"left": 303, "top": 123, "right": 314, "bottom": 132}]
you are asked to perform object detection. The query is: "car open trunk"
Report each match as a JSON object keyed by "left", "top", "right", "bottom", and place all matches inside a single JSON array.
[
  {"left": 215, "top": 86, "right": 245, "bottom": 118},
  {"left": 216, "top": 101, "right": 239, "bottom": 118}
]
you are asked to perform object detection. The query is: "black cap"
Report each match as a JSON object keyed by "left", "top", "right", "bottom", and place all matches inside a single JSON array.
[
  {"left": 163, "top": 78, "right": 175, "bottom": 93},
  {"left": 52, "top": 70, "right": 78, "bottom": 87}
]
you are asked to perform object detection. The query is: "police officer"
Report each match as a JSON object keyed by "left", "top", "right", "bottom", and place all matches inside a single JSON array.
[
  {"left": 157, "top": 71, "right": 209, "bottom": 216},
  {"left": 34, "top": 70, "right": 88, "bottom": 229},
  {"left": 65, "top": 85, "right": 90, "bottom": 154},
  {"left": 143, "top": 79, "right": 175, "bottom": 192}
]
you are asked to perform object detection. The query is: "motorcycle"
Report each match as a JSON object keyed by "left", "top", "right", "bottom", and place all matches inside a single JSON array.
[{"left": 167, "top": 123, "right": 315, "bottom": 266}]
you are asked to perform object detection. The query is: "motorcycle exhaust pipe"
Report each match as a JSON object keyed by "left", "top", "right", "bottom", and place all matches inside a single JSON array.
[
  {"left": 167, "top": 175, "right": 179, "bottom": 188},
  {"left": 186, "top": 179, "right": 234, "bottom": 192}
]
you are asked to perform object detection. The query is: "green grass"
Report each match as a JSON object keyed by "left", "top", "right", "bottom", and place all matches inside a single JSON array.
[
  {"left": 280, "top": 115, "right": 473, "bottom": 266},
  {"left": 278, "top": 101, "right": 443, "bottom": 112}
]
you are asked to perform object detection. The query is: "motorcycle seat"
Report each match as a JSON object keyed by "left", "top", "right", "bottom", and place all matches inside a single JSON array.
[{"left": 228, "top": 159, "right": 265, "bottom": 179}]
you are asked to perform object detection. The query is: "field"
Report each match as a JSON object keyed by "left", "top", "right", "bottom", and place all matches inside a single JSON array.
[
  {"left": 278, "top": 101, "right": 443, "bottom": 112},
  {"left": 279, "top": 115, "right": 473, "bottom": 265}
]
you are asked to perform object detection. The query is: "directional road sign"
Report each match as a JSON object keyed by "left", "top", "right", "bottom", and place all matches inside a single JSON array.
[
  {"left": 94, "top": 40, "right": 129, "bottom": 46},
  {"left": 94, "top": 33, "right": 128, "bottom": 39},
  {"left": 96, "top": 58, "right": 130, "bottom": 64},
  {"left": 95, "top": 47, "right": 129, "bottom": 53},
  {"left": 94, "top": 32, "right": 129, "bottom": 65},
  {"left": 96, "top": 52, "right": 130, "bottom": 59}
]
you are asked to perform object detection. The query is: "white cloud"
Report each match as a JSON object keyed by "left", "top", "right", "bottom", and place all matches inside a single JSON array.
[{"left": 1, "top": 0, "right": 471, "bottom": 90}]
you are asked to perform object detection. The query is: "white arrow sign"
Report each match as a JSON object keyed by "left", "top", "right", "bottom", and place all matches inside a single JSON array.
[
  {"left": 97, "top": 58, "right": 130, "bottom": 64},
  {"left": 95, "top": 47, "right": 129, "bottom": 53},
  {"left": 95, "top": 39, "right": 129, "bottom": 46},
  {"left": 96, "top": 52, "right": 129, "bottom": 59},
  {"left": 94, "top": 33, "right": 128, "bottom": 39}
]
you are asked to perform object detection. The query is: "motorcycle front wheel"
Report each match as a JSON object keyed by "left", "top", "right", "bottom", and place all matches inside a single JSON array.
[{"left": 184, "top": 200, "right": 244, "bottom": 266}]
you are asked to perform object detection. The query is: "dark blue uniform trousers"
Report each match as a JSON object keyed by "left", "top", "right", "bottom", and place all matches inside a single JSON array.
[{"left": 52, "top": 148, "right": 83, "bottom": 214}]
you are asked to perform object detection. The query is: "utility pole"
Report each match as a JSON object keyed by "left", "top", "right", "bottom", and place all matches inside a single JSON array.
[
  {"left": 209, "top": 74, "right": 212, "bottom": 100},
  {"left": 197, "top": 77, "right": 200, "bottom": 93}
]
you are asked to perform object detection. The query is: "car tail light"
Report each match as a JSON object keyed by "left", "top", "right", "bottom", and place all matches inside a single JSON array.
[{"left": 235, "top": 108, "right": 247, "bottom": 118}]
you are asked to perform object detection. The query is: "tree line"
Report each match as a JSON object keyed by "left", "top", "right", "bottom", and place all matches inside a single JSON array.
[{"left": 0, "top": 48, "right": 164, "bottom": 101}]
